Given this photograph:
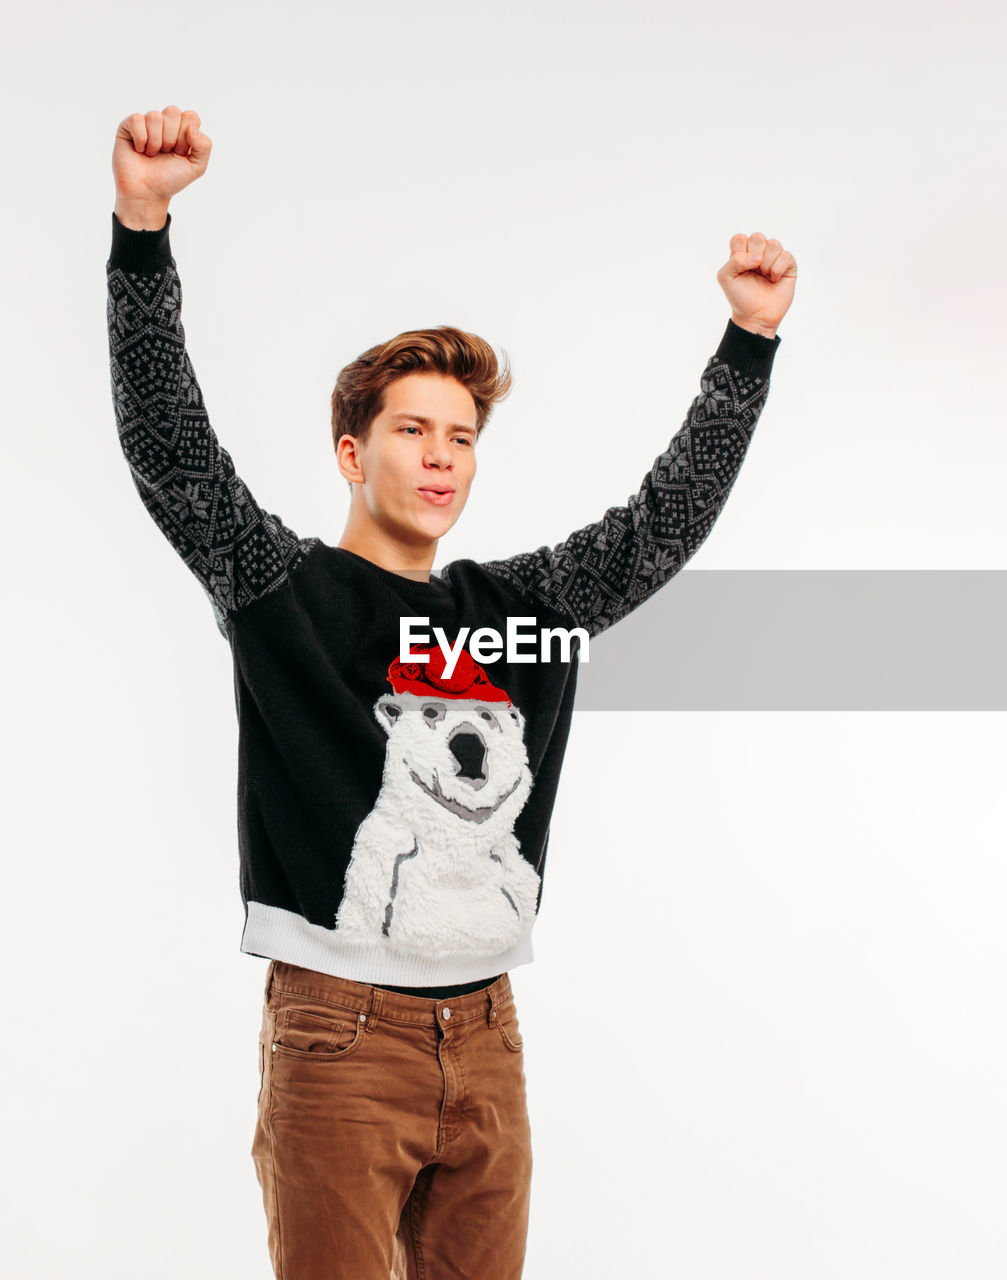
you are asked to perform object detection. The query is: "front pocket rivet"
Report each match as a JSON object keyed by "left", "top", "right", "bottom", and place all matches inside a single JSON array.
[
  {"left": 490, "top": 1010, "right": 496, "bottom": 1019},
  {"left": 271, "top": 1043, "right": 277, "bottom": 1052},
  {"left": 359, "top": 1013, "right": 367, "bottom": 1022}
]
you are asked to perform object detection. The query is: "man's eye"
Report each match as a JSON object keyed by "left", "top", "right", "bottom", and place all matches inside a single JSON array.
[{"left": 454, "top": 437, "right": 473, "bottom": 447}]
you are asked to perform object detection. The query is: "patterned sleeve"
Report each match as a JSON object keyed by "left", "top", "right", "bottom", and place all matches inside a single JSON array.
[
  {"left": 106, "top": 212, "right": 318, "bottom": 637},
  {"left": 476, "top": 320, "right": 781, "bottom": 639}
]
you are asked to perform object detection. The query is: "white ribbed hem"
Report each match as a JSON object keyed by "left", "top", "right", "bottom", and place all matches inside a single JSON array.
[{"left": 240, "top": 901, "right": 535, "bottom": 985}]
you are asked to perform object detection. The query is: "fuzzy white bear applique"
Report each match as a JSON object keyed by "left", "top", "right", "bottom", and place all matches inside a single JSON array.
[{"left": 334, "top": 645, "right": 541, "bottom": 957}]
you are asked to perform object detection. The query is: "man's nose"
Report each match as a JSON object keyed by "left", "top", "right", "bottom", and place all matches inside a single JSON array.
[{"left": 424, "top": 442, "right": 453, "bottom": 468}]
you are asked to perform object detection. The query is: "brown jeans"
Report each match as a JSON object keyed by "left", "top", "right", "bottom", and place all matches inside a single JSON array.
[{"left": 251, "top": 959, "right": 533, "bottom": 1278}]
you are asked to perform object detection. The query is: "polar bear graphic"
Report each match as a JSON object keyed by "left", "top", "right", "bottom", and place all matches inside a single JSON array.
[{"left": 334, "top": 644, "right": 541, "bottom": 957}]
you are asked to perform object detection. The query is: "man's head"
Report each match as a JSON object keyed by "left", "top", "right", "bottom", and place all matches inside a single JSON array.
[{"left": 332, "top": 325, "right": 511, "bottom": 553}]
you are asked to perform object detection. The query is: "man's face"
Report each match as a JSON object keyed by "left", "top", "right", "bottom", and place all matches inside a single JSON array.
[{"left": 339, "top": 372, "right": 478, "bottom": 548}]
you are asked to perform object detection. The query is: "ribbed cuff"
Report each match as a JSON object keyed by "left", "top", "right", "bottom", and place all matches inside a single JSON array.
[
  {"left": 715, "top": 318, "right": 781, "bottom": 381},
  {"left": 108, "top": 210, "right": 173, "bottom": 273}
]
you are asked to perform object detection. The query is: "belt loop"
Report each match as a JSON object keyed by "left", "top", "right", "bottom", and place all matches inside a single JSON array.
[
  {"left": 364, "top": 984, "right": 384, "bottom": 1033},
  {"left": 486, "top": 982, "right": 500, "bottom": 1027},
  {"left": 264, "top": 959, "right": 275, "bottom": 1004}
]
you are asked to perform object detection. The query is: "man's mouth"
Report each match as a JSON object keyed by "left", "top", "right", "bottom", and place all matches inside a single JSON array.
[{"left": 417, "top": 486, "right": 455, "bottom": 505}]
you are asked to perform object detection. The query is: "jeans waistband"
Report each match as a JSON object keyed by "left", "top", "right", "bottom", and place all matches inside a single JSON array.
[{"left": 265, "top": 959, "right": 514, "bottom": 1029}]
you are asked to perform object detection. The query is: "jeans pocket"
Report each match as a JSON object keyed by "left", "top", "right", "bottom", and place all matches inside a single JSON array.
[
  {"left": 494, "top": 996, "right": 524, "bottom": 1052},
  {"left": 271, "top": 1001, "right": 365, "bottom": 1062},
  {"left": 255, "top": 1007, "right": 277, "bottom": 1115}
]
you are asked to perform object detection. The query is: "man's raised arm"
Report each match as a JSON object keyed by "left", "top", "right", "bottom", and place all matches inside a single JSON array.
[
  {"left": 478, "top": 232, "right": 798, "bottom": 640},
  {"left": 107, "top": 105, "right": 315, "bottom": 638}
]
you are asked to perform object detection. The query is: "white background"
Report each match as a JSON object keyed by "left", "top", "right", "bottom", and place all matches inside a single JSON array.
[{"left": 3, "top": 1, "right": 1005, "bottom": 1276}]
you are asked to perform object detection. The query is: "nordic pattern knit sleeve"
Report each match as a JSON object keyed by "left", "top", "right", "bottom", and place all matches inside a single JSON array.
[
  {"left": 106, "top": 211, "right": 318, "bottom": 637},
  {"left": 477, "top": 320, "right": 781, "bottom": 640}
]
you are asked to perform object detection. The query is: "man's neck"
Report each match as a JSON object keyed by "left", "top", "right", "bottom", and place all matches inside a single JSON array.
[{"left": 337, "top": 528, "right": 437, "bottom": 583}]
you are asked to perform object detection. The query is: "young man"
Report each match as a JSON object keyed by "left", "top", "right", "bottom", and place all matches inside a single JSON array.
[{"left": 107, "top": 104, "right": 796, "bottom": 1280}]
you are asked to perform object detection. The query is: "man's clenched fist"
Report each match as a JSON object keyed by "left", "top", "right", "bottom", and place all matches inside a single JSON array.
[
  {"left": 717, "top": 232, "right": 797, "bottom": 339},
  {"left": 112, "top": 106, "right": 212, "bottom": 230}
]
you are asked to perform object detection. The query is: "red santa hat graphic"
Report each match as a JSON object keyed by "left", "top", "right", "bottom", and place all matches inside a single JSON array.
[{"left": 387, "top": 645, "right": 512, "bottom": 704}]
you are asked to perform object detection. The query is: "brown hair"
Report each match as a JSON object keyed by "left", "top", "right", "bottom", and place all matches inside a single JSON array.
[{"left": 331, "top": 325, "right": 513, "bottom": 465}]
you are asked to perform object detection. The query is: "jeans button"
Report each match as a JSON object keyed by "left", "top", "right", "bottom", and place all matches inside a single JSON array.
[{"left": 443, "top": 1006, "right": 452, "bottom": 1019}]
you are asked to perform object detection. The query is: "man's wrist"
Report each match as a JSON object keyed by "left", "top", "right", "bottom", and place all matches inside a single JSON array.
[
  {"left": 113, "top": 197, "right": 171, "bottom": 231},
  {"left": 730, "top": 314, "right": 778, "bottom": 341}
]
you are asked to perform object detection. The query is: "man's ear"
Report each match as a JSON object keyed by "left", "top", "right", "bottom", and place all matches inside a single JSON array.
[{"left": 336, "top": 433, "right": 364, "bottom": 486}]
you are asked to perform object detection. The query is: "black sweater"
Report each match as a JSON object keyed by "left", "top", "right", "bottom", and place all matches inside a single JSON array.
[{"left": 106, "top": 212, "right": 780, "bottom": 997}]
